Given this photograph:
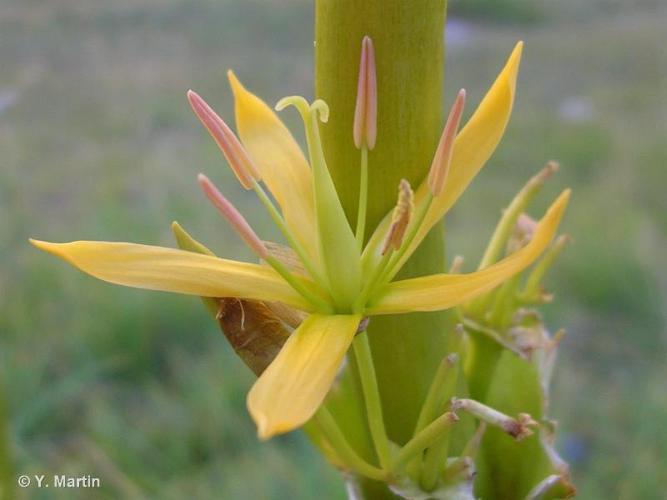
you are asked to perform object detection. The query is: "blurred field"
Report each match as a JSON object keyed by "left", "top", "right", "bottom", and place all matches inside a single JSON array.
[{"left": 1, "top": 0, "right": 665, "bottom": 498}]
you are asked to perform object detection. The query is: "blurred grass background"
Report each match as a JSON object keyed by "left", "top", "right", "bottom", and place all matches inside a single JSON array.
[{"left": 1, "top": 0, "right": 665, "bottom": 498}]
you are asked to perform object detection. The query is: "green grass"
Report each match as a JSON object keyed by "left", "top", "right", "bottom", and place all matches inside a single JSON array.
[{"left": 1, "top": 0, "right": 665, "bottom": 498}]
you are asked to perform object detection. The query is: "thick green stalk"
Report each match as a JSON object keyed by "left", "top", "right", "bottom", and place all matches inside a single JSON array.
[
  {"left": 316, "top": 1, "right": 451, "bottom": 496},
  {"left": 465, "top": 334, "right": 503, "bottom": 401},
  {"left": 316, "top": 1, "right": 446, "bottom": 232}
]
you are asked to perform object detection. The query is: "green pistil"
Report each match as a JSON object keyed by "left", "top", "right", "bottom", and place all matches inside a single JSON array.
[{"left": 277, "top": 96, "right": 361, "bottom": 308}]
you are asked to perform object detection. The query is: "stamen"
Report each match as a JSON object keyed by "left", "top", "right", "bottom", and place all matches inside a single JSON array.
[
  {"left": 355, "top": 147, "right": 369, "bottom": 250},
  {"left": 352, "top": 37, "right": 376, "bottom": 248},
  {"left": 427, "top": 89, "right": 466, "bottom": 197},
  {"left": 450, "top": 398, "right": 537, "bottom": 441},
  {"left": 381, "top": 179, "right": 414, "bottom": 255},
  {"left": 353, "top": 36, "right": 377, "bottom": 150},
  {"left": 197, "top": 173, "right": 267, "bottom": 259},
  {"left": 188, "top": 90, "right": 261, "bottom": 189},
  {"left": 354, "top": 180, "right": 414, "bottom": 310}
]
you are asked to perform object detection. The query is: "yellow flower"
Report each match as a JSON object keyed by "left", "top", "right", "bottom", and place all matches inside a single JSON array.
[{"left": 31, "top": 41, "right": 569, "bottom": 440}]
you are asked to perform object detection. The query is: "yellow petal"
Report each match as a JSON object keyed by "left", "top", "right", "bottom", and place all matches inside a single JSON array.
[
  {"left": 247, "top": 313, "right": 361, "bottom": 439},
  {"left": 228, "top": 72, "right": 318, "bottom": 259},
  {"left": 368, "top": 189, "right": 569, "bottom": 315},
  {"left": 30, "top": 240, "right": 315, "bottom": 311},
  {"left": 363, "top": 42, "right": 523, "bottom": 269},
  {"left": 424, "top": 43, "right": 523, "bottom": 227}
]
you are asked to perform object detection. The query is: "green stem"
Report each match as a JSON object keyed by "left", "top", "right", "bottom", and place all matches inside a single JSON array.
[
  {"left": 314, "top": 408, "right": 387, "bottom": 482},
  {"left": 413, "top": 354, "right": 458, "bottom": 435},
  {"left": 419, "top": 433, "right": 451, "bottom": 491},
  {"left": 415, "top": 354, "right": 459, "bottom": 491},
  {"left": 392, "top": 412, "right": 458, "bottom": 473},
  {"left": 353, "top": 332, "right": 392, "bottom": 469}
]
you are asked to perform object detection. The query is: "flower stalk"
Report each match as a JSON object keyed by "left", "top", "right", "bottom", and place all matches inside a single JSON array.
[{"left": 315, "top": 13, "right": 451, "bottom": 492}]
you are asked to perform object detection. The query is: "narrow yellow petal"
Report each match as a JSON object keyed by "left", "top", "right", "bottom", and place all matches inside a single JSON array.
[
  {"left": 364, "top": 42, "right": 523, "bottom": 269},
  {"left": 228, "top": 71, "right": 318, "bottom": 259},
  {"left": 247, "top": 314, "right": 361, "bottom": 439},
  {"left": 30, "top": 240, "right": 314, "bottom": 311},
  {"left": 426, "top": 42, "right": 523, "bottom": 224},
  {"left": 368, "top": 189, "right": 569, "bottom": 315}
]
